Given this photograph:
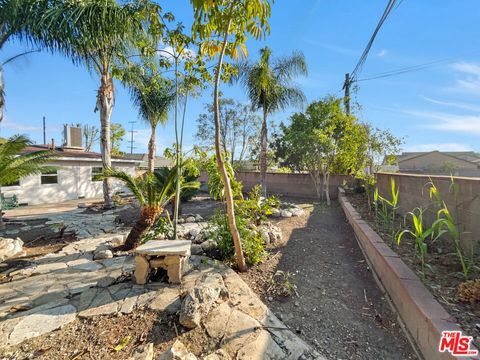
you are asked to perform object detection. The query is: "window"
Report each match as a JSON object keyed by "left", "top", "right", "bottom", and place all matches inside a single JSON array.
[
  {"left": 4, "top": 180, "right": 20, "bottom": 187},
  {"left": 41, "top": 170, "right": 58, "bottom": 185},
  {"left": 91, "top": 167, "right": 103, "bottom": 181}
]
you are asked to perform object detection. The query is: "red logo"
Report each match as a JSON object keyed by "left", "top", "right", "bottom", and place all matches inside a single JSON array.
[{"left": 439, "top": 331, "right": 478, "bottom": 356}]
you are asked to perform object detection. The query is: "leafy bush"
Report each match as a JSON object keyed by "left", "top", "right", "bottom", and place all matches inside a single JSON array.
[
  {"left": 206, "top": 209, "right": 265, "bottom": 265},
  {"left": 235, "top": 185, "right": 272, "bottom": 225},
  {"left": 142, "top": 216, "right": 174, "bottom": 243},
  {"left": 203, "top": 154, "right": 243, "bottom": 201}
]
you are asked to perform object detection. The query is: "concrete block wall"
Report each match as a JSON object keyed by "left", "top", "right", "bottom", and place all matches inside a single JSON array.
[
  {"left": 199, "top": 171, "right": 353, "bottom": 199},
  {"left": 376, "top": 172, "right": 480, "bottom": 251}
]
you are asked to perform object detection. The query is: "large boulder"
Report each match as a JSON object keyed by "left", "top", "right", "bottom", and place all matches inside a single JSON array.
[
  {"left": 179, "top": 273, "right": 228, "bottom": 329},
  {"left": 0, "top": 237, "right": 24, "bottom": 262}
]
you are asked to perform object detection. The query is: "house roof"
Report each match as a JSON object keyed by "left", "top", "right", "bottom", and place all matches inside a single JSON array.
[
  {"left": 22, "top": 145, "right": 139, "bottom": 163},
  {"left": 392, "top": 151, "right": 480, "bottom": 167},
  {"left": 123, "top": 153, "right": 172, "bottom": 168}
]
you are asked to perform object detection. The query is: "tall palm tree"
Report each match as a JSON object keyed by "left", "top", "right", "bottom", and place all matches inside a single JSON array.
[
  {"left": 101, "top": 165, "right": 199, "bottom": 250},
  {"left": 122, "top": 64, "right": 175, "bottom": 174},
  {"left": 234, "top": 47, "right": 307, "bottom": 195},
  {"left": 31, "top": 0, "right": 158, "bottom": 208},
  {"left": 0, "top": 135, "right": 56, "bottom": 228}
]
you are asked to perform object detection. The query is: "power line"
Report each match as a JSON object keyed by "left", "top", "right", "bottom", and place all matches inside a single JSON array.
[
  {"left": 356, "top": 54, "right": 474, "bottom": 82},
  {"left": 350, "top": 0, "right": 399, "bottom": 81}
]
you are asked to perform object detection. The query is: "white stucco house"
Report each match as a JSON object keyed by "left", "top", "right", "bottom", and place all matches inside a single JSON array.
[{"left": 2, "top": 145, "right": 140, "bottom": 205}]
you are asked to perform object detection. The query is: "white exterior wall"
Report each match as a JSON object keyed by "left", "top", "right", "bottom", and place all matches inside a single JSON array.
[{"left": 2, "top": 159, "right": 137, "bottom": 205}]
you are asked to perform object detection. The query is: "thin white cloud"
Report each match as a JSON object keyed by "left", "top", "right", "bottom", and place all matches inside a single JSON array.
[
  {"left": 406, "top": 143, "right": 473, "bottom": 152},
  {"left": 451, "top": 62, "right": 480, "bottom": 76},
  {"left": 158, "top": 46, "right": 196, "bottom": 62},
  {"left": 405, "top": 110, "right": 480, "bottom": 135},
  {"left": 377, "top": 49, "right": 387, "bottom": 57},
  {"left": 421, "top": 96, "right": 480, "bottom": 112},
  {"left": 448, "top": 62, "right": 480, "bottom": 95},
  {"left": 1, "top": 120, "right": 41, "bottom": 132}
]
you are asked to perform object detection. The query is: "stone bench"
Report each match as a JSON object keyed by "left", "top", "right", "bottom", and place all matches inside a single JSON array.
[{"left": 134, "top": 240, "right": 191, "bottom": 285}]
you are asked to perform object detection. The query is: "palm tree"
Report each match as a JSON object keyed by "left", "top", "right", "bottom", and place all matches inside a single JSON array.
[
  {"left": 0, "top": 135, "right": 56, "bottom": 228},
  {"left": 122, "top": 64, "right": 175, "bottom": 174},
  {"left": 101, "top": 165, "right": 199, "bottom": 250},
  {"left": 234, "top": 47, "right": 307, "bottom": 195},
  {"left": 31, "top": 0, "right": 157, "bottom": 208}
]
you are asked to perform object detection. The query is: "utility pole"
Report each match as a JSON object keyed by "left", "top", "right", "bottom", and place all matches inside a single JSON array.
[
  {"left": 343, "top": 73, "right": 351, "bottom": 115},
  {"left": 128, "top": 121, "right": 137, "bottom": 154},
  {"left": 43, "top": 116, "right": 46, "bottom": 144}
]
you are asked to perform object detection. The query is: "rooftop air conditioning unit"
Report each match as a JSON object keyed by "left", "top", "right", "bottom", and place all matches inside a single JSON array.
[{"left": 63, "top": 125, "right": 83, "bottom": 150}]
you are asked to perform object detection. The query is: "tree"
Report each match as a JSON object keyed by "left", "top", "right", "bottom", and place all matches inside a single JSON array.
[
  {"left": 101, "top": 164, "right": 199, "bottom": 250},
  {"left": 275, "top": 96, "right": 364, "bottom": 205},
  {"left": 195, "top": 97, "right": 260, "bottom": 164},
  {"left": 0, "top": 135, "right": 56, "bottom": 227},
  {"left": 191, "top": 0, "right": 272, "bottom": 272},
  {"left": 110, "top": 123, "right": 125, "bottom": 157},
  {"left": 233, "top": 46, "right": 307, "bottom": 195},
  {"left": 121, "top": 63, "right": 174, "bottom": 173},
  {"left": 32, "top": 0, "right": 160, "bottom": 208},
  {"left": 83, "top": 125, "right": 100, "bottom": 152}
]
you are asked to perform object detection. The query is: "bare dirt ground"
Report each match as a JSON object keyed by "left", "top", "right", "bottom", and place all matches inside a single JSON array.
[
  {"left": 348, "top": 191, "right": 480, "bottom": 349},
  {"left": 241, "top": 198, "right": 418, "bottom": 360}
]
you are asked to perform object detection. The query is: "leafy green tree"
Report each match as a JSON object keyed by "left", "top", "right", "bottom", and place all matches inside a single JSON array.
[
  {"left": 101, "top": 164, "right": 199, "bottom": 250},
  {"left": 110, "top": 123, "right": 126, "bottom": 157},
  {"left": 121, "top": 63, "right": 175, "bottom": 173},
  {"left": 0, "top": 135, "right": 56, "bottom": 227},
  {"left": 196, "top": 97, "right": 260, "bottom": 164},
  {"left": 191, "top": 0, "right": 272, "bottom": 272},
  {"left": 275, "top": 96, "right": 364, "bottom": 205},
  {"left": 233, "top": 46, "right": 307, "bottom": 195}
]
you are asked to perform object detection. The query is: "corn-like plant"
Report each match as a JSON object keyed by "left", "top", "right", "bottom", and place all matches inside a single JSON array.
[
  {"left": 375, "top": 178, "right": 400, "bottom": 244},
  {"left": 428, "top": 180, "right": 474, "bottom": 280},
  {"left": 397, "top": 207, "right": 445, "bottom": 275}
]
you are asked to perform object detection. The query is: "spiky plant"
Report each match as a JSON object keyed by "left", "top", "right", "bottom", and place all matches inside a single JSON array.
[
  {"left": 102, "top": 164, "right": 199, "bottom": 250},
  {"left": 233, "top": 46, "right": 307, "bottom": 195},
  {"left": 0, "top": 135, "right": 56, "bottom": 227}
]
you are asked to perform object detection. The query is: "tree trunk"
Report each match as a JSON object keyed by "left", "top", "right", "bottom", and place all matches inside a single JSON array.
[
  {"left": 122, "top": 206, "right": 160, "bottom": 251},
  {"left": 147, "top": 124, "right": 156, "bottom": 174},
  {"left": 323, "top": 172, "right": 331, "bottom": 206},
  {"left": 97, "top": 70, "right": 115, "bottom": 209},
  {"left": 0, "top": 188, "right": 4, "bottom": 230},
  {"left": 0, "top": 65, "right": 5, "bottom": 123},
  {"left": 259, "top": 106, "right": 268, "bottom": 196},
  {"left": 309, "top": 171, "right": 322, "bottom": 199},
  {"left": 214, "top": 18, "right": 247, "bottom": 272}
]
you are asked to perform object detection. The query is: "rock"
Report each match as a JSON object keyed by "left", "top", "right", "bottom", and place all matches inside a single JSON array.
[
  {"left": 291, "top": 207, "right": 305, "bottom": 217},
  {"left": 189, "top": 228, "right": 200, "bottom": 237},
  {"left": 201, "top": 240, "right": 216, "bottom": 252},
  {"left": 77, "top": 203, "right": 88, "bottom": 208},
  {"left": 149, "top": 288, "right": 181, "bottom": 314},
  {"left": 203, "top": 349, "right": 231, "bottom": 360},
  {"left": 0, "top": 237, "right": 24, "bottom": 261},
  {"left": 158, "top": 340, "right": 197, "bottom": 360},
  {"left": 8, "top": 304, "right": 77, "bottom": 346},
  {"left": 129, "top": 343, "right": 154, "bottom": 360},
  {"left": 178, "top": 218, "right": 185, "bottom": 224},
  {"left": 280, "top": 210, "right": 292, "bottom": 218},
  {"left": 185, "top": 216, "right": 196, "bottom": 223},
  {"left": 94, "top": 249, "right": 113, "bottom": 260},
  {"left": 191, "top": 244, "right": 203, "bottom": 255},
  {"left": 195, "top": 214, "right": 203, "bottom": 222},
  {"left": 271, "top": 208, "right": 281, "bottom": 218},
  {"left": 179, "top": 273, "right": 228, "bottom": 329}
]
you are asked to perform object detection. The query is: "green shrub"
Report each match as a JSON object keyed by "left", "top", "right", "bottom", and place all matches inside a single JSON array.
[
  {"left": 142, "top": 216, "right": 173, "bottom": 242},
  {"left": 203, "top": 154, "right": 243, "bottom": 201},
  {"left": 206, "top": 209, "right": 265, "bottom": 265}
]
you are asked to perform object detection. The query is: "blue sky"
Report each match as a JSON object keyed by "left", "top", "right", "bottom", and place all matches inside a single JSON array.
[{"left": 2, "top": 0, "right": 480, "bottom": 155}]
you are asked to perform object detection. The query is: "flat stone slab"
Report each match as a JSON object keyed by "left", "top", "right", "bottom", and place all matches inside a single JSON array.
[{"left": 135, "top": 240, "right": 191, "bottom": 256}]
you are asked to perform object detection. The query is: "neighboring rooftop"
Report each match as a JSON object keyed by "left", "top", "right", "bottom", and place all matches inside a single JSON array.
[
  {"left": 23, "top": 145, "right": 138, "bottom": 162},
  {"left": 394, "top": 151, "right": 480, "bottom": 164},
  {"left": 123, "top": 153, "right": 172, "bottom": 168}
]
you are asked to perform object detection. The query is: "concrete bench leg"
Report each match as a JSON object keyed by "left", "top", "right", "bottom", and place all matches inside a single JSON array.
[
  {"left": 164, "top": 255, "right": 183, "bottom": 284},
  {"left": 134, "top": 255, "right": 150, "bottom": 285}
]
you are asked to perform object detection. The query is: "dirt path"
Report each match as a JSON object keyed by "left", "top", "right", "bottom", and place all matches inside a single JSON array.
[{"left": 242, "top": 200, "right": 418, "bottom": 360}]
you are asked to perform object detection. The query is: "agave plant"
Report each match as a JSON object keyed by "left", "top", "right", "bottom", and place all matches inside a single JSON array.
[{"left": 101, "top": 165, "right": 199, "bottom": 250}]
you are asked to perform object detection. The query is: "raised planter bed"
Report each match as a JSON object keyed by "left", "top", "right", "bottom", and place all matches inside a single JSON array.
[{"left": 338, "top": 187, "right": 480, "bottom": 360}]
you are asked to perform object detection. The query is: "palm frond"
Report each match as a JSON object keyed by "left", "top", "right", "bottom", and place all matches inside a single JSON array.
[{"left": 100, "top": 167, "right": 146, "bottom": 205}]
